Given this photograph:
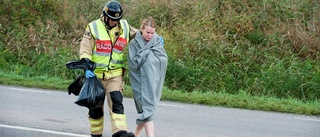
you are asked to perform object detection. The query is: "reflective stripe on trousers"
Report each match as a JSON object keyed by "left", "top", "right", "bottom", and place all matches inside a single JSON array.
[
  {"left": 89, "top": 117, "right": 104, "bottom": 135},
  {"left": 110, "top": 114, "right": 127, "bottom": 134}
]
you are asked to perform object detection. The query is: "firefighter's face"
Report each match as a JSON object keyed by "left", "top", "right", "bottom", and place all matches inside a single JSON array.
[{"left": 108, "top": 19, "right": 118, "bottom": 27}]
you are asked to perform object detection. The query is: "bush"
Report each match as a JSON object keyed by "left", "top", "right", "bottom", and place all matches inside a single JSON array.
[{"left": 1, "top": 0, "right": 319, "bottom": 101}]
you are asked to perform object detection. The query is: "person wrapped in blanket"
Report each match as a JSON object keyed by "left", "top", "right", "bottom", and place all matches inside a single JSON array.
[{"left": 127, "top": 17, "right": 168, "bottom": 137}]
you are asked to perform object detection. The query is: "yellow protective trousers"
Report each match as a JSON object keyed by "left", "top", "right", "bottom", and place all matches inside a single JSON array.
[
  {"left": 89, "top": 117, "right": 104, "bottom": 135},
  {"left": 88, "top": 75, "right": 128, "bottom": 135}
]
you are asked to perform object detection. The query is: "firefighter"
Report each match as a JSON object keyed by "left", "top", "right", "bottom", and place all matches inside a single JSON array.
[{"left": 79, "top": 1, "right": 138, "bottom": 137}]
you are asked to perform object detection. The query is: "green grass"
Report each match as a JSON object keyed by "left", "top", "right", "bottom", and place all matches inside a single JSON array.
[
  {"left": 0, "top": 71, "right": 319, "bottom": 116},
  {"left": 1, "top": 0, "right": 320, "bottom": 116}
]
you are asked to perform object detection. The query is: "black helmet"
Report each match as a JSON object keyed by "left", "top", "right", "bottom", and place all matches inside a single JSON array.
[{"left": 102, "top": 1, "right": 123, "bottom": 21}]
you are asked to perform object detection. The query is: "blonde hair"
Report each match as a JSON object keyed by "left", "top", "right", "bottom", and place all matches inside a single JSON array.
[{"left": 140, "top": 17, "right": 157, "bottom": 30}]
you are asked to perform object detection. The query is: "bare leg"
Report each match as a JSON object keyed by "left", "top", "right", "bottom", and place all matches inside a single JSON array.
[
  {"left": 135, "top": 123, "right": 144, "bottom": 137},
  {"left": 145, "top": 121, "right": 154, "bottom": 137}
]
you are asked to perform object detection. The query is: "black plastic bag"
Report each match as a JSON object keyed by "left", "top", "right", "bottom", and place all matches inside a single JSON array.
[
  {"left": 66, "top": 58, "right": 96, "bottom": 70},
  {"left": 68, "top": 74, "right": 85, "bottom": 96},
  {"left": 75, "top": 76, "right": 106, "bottom": 109},
  {"left": 66, "top": 58, "right": 96, "bottom": 96}
]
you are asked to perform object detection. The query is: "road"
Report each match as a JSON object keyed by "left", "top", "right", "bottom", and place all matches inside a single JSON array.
[{"left": 0, "top": 84, "right": 319, "bottom": 137}]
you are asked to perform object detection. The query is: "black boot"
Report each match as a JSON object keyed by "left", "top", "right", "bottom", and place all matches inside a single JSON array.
[
  {"left": 125, "top": 132, "right": 135, "bottom": 137},
  {"left": 91, "top": 134, "right": 102, "bottom": 137},
  {"left": 112, "top": 130, "right": 135, "bottom": 137}
]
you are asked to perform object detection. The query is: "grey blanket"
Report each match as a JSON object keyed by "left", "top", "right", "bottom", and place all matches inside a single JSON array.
[{"left": 128, "top": 31, "right": 168, "bottom": 124}]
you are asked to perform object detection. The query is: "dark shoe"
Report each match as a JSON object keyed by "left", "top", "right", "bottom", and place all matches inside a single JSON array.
[
  {"left": 112, "top": 130, "right": 135, "bottom": 137},
  {"left": 91, "top": 134, "right": 102, "bottom": 137},
  {"left": 125, "top": 132, "right": 135, "bottom": 137}
]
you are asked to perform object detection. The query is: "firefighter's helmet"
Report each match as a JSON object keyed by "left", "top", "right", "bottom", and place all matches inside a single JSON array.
[{"left": 102, "top": 1, "right": 123, "bottom": 21}]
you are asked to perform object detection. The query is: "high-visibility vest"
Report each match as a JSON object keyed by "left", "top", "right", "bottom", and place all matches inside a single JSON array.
[{"left": 87, "top": 19, "right": 129, "bottom": 77}]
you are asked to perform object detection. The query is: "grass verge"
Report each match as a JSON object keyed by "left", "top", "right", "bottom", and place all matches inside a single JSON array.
[{"left": 0, "top": 71, "right": 319, "bottom": 116}]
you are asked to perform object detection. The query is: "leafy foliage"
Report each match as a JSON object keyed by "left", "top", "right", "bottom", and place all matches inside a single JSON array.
[{"left": 1, "top": 0, "right": 320, "bottom": 102}]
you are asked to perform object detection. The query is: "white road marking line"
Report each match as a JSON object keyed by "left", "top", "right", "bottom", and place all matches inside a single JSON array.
[
  {"left": 9, "top": 88, "right": 51, "bottom": 93},
  {"left": 294, "top": 117, "right": 320, "bottom": 122},
  {"left": 0, "top": 124, "right": 90, "bottom": 137},
  {"left": 158, "top": 103, "right": 184, "bottom": 108}
]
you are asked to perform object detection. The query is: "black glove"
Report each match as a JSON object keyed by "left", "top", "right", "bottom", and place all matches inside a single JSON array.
[{"left": 66, "top": 58, "right": 96, "bottom": 71}]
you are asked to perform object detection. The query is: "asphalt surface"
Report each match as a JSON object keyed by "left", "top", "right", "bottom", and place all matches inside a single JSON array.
[{"left": 0, "top": 84, "right": 320, "bottom": 137}]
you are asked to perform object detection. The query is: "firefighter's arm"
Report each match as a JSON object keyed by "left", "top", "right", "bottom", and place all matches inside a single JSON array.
[
  {"left": 129, "top": 25, "right": 138, "bottom": 40},
  {"left": 80, "top": 25, "right": 94, "bottom": 60}
]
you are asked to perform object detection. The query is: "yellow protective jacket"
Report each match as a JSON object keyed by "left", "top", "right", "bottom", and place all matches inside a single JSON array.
[{"left": 80, "top": 18, "right": 137, "bottom": 79}]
